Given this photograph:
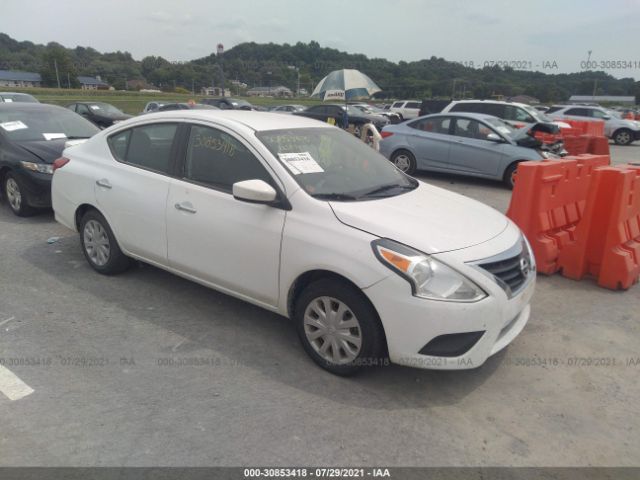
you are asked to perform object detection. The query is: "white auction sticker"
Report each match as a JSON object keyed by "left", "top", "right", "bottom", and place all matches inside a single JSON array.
[
  {"left": 0, "top": 120, "right": 28, "bottom": 132},
  {"left": 90, "top": 105, "right": 100, "bottom": 110},
  {"left": 278, "top": 152, "right": 324, "bottom": 175},
  {"left": 43, "top": 133, "right": 67, "bottom": 140}
]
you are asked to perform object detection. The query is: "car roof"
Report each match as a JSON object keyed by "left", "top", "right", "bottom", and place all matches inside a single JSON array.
[
  {"left": 130, "top": 110, "right": 334, "bottom": 132},
  {"left": 420, "top": 112, "right": 503, "bottom": 122},
  {"left": 451, "top": 99, "right": 530, "bottom": 108},
  {"left": 0, "top": 102, "right": 68, "bottom": 112}
]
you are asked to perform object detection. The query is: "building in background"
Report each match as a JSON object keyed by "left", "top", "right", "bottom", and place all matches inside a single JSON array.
[
  {"left": 0, "top": 70, "right": 42, "bottom": 88},
  {"left": 569, "top": 95, "right": 636, "bottom": 105},
  {"left": 78, "top": 75, "right": 110, "bottom": 90},
  {"left": 246, "top": 85, "right": 293, "bottom": 97},
  {"left": 201, "top": 86, "right": 231, "bottom": 97}
]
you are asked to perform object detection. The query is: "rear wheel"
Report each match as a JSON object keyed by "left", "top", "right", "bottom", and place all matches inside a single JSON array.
[
  {"left": 3, "top": 172, "right": 35, "bottom": 217},
  {"left": 391, "top": 149, "right": 417, "bottom": 175},
  {"left": 295, "top": 279, "right": 386, "bottom": 376},
  {"left": 613, "top": 129, "right": 633, "bottom": 146},
  {"left": 79, "top": 209, "right": 132, "bottom": 275},
  {"left": 504, "top": 163, "right": 520, "bottom": 189}
]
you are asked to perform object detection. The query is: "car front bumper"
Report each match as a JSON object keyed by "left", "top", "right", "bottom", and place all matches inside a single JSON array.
[
  {"left": 11, "top": 168, "right": 52, "bottom": 208},
  {"left": 363, "top": 231, "right": 535, "bottom": 370}
]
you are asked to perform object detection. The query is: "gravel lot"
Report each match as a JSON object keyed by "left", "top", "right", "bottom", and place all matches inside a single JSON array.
[{"left": 0, "top": 144, "right": 638, "bottom": 467}]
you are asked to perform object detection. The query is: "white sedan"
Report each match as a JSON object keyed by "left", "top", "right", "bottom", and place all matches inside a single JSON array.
[{"left": 51, "top": 111, "right": 535, "bottom": 375}]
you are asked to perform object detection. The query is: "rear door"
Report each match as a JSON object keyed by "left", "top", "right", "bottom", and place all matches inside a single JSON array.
[
  {"left": 97, "top": 122, "right": 180, "bottom": 264},
  {"left": 447, "top": 118, "right": 506, "bottom": 176},
  {"left": 405, "top": 116, "right": 453, "bottom": 169},
  {"left": 166, "top": 123, "right": 286, "bottom": 307}
]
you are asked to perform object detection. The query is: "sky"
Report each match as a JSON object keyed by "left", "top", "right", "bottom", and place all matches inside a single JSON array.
[{"left": 3, "top": 0, "right": 640, "bottom": 79}]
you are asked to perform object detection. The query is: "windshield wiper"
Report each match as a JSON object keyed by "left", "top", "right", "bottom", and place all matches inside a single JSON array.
[
  {"left": 313, "top": 192, "right": 359, "bottom": 201},
  {"left": 360, "top": 183, "right": 416, "bottom": 197}
]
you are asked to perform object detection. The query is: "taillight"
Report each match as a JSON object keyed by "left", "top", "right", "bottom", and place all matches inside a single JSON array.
[
  {"left": 52, "top": 157, "right": 70, "bottom": 172},
  {"left": 380, "top": 131, "right": 394, "bottom": 138}
]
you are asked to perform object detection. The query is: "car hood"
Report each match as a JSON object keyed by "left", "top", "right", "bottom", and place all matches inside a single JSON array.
[
  {"left": 329, "top": 182, "right": 509, "bottom": 254},
  {"left": 510, "top": 122, "right": 560, "bottom": 148},
  {"left": 17, "top": 140, "right": 67, "bottom": 164}
]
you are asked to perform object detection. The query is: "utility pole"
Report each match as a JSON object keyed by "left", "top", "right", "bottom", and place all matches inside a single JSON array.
[
  {"left": 54, "top": 59, "right": 61, "bottom": 89},
  {"left": 67, "top": 72, "right": 71, "bottom": 89},
  {"left": 217, "top": 43, "right": 225, "bottom": 97}
]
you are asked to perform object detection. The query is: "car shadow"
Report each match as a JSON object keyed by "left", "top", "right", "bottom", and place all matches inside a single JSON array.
[
  {"left": 0, "top": 201, "right": 55, "bottom": 224},
  {"left": 414, "top": 170, "right": 506, "bottom": 189},
  {"left": 21, "top": 230, "right": 505, "bottom": 412}
]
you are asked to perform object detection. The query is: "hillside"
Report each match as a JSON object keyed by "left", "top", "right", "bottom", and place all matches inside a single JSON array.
[{"left": 0, "top": 33, "right": 638, "bottom": 102}]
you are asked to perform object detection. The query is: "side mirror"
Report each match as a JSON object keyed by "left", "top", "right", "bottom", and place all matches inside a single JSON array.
[
  {"left": 232, "top": 179, "right": 277, "bottom": 204},
  {"left": 486, "top": 133, "right": 503, "bottom": 142}
]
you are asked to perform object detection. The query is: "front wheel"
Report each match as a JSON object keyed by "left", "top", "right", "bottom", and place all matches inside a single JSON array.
[
  {"left": 391, "top": 150, "right": 417, "bottom": 175},
  {"left": 79, "top": 209, "right": 132, "bottom": 275},
  {"left": 295, "top": 279, "right": 386, "bottom": 376},
  {"left": 3, "top": 172, "right": 35, "bottom": 217},
  {"left": 613, "top": 129, "right": 633, "bottom": 146}
]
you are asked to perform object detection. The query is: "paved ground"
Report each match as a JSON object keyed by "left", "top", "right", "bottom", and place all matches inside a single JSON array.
[{"left": 0, "top": 145, "right": 638, "bottom": 467}]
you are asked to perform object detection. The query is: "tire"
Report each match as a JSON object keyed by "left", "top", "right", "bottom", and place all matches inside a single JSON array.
[
  {"left": 391, "top": 149, "right": 417, "bottom": 175},
  {"left": 504, "top": 163, "right": 520, "bottom": 189},
  {"left": 613, "top": 129, "right": 633, "bottom": 146},
  {"left": 3, "top": 172, "right": 35, "bottom": 217},
  {"left": 79, "top": 209, "right": 132, "bottom": 275},
  {"left": 294, "top": 278, "right": 386, "bottom": 376}
]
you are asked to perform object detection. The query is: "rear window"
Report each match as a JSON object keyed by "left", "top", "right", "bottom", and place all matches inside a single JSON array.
[{"left": 405, "top": 102, "right": 421, "bottom": 109}]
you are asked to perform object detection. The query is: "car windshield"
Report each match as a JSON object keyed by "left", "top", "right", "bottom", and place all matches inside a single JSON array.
[
  {"left": 522, "top": 105, "right": 550, "bottom": 122},
  {"left": 1, "top": 93, "right": 37, "bottom": 103},
  {"left": 256, "top": 127, "right": 418, "bottom": 201},
  {"left": 484, "top": 117, "right": 515, "bottom": 136},
  {"left": 0, "top": 108, "right": 99, "bottom": 142},
  {"left": 87, "top": 103, "right": 125, "bottom": 117}
]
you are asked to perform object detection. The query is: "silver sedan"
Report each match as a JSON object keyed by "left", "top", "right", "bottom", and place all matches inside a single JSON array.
[{"left": 379, "top": 113, "right": 551, "bottom": 188}]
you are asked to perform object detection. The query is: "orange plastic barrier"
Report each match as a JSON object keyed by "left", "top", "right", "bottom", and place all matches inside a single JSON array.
[
  {"left": 506, "top": 156, "right": 610, "bottom": 274},
  {"left": 586, "top": 136, "right": 610, "bottom": 156},
  {"left": 561, "top": 119, "right": 605, "bottom": 137},
  {"left": 562, "top": 135, "right": 590, "bottom": 156},
  {"left": 558, "top": 165, "right": 640, "bottom": 290}
]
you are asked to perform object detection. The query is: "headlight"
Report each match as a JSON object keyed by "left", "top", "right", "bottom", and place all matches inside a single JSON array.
[
  {"left": 540, "top": 150, "right": 551, "bottom": 159},
  {"left": 20, "top": 161, "right": 53, "bottom": 175},
  {"left": 372, "top": 239, "right": 487, "bottom": 302}
]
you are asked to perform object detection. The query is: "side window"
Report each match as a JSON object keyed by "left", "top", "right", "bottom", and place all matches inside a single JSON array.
[
  {"left": 327, "top": 106, "right": 343, "bottom": 117},
  {"left": 108, "top": 123, "right": 178, "bottom": 173},
  {"left": 565, "top": 108, "right": 588, "bottom": 117},
  {"left": 484, "top": 104, "right": 505, "bottom": 117},
  {"left": 184, "top": 125, "right": 273, "bottom": 192},
  {"left": 406, "top": 102, "right": 421, "bottom": 109},
  {"left": 453, "top": 118, "right": 493, "bottom": 140},
  {"left": 308, "top": 105, "right": 325, "bottom": 114},
  {"left": 392, "top": 102, "right": 404, "bottom": 109},
  {"left": 76, "top": 104, "right": 90, "bottom": 115},
  {"left": 409, "top": 117, "right": 451, "bottom": 134},
  {"left": 449, "top": 103, "right": 468, "bottom": 112},
  {"left": 107, "top": 130, "right": 131, "bottom": 161},
  {"left": 591, "top": 109, "right": 608, "bottom": 119}
]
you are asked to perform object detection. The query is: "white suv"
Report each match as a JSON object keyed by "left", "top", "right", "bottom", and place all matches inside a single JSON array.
[
  {"left": 547, "top": 105, "right": 640, "bottom": 145},
  {"left": 442, "top": 100, "right": 552, "bottom": 128},
  {"left": 389, "top": 100, "right": 421, "bottom": 120}
]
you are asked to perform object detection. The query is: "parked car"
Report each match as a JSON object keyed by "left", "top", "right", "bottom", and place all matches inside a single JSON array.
[
  {"left": 201, "top": 97, "right": 260, "bottom": 110},
  {"left": 379, "top": 113, "right": 559, "bottom": 187},
  {"left": 547, "top": 105, "right": 640, "bottom": 145},
  {"left": 51, "top": 110, "right": 534, "bottom": 375},
  {"left": 418, "top": 99, "right": 452, "bottom": 117},
  {"left": 442, "top": 100, "right": 553, "bottom": 129},
  {"left": 66, "top": 102, "right": 132, "bottom": 128},
  {"left": 0, "top": 92, "right": 39, "bottom": 103},
  {"left": 388, "top": 100, "right": 421, "bottom": 120},
  {"left": 141, "top": 101, "right": 166, "bottom": 114},
  {"left": 0, "top": 103, "right": 99, "bottom": 216},
  {"left": 156, "top": 103, "right": 219, "bottom": 112},
  {"left": 270, "top": 104, "right": 306, "bottom": 113},
  {"left": 293, "top": 104, "right": 389, "bottom": 135},
  {"left": 350, "top": 103, "right": 402, "bottom": 123}
]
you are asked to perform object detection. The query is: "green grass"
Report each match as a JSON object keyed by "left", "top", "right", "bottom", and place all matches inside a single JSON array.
[{"left": 8, "top": 87, "right": 323, "bottom": 114}]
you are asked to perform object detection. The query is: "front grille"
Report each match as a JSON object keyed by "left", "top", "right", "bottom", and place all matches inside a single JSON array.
[{"left": 473, "top": 238, "right": 534, "bottom": 297}]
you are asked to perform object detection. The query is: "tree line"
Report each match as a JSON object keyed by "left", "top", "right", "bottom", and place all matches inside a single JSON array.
[{"left": 1, "top": 33, "right": 638, "bottom": 103}]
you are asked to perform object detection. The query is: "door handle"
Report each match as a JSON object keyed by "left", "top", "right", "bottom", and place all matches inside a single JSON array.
[
  {"left": 174, "top": 202, "right": 197, "bottom": 214},
  {"left": 96, "top": 179, "right": 112, "bottom": 189}
]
